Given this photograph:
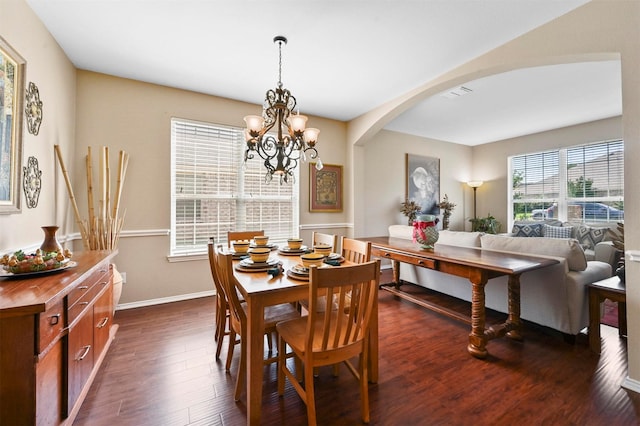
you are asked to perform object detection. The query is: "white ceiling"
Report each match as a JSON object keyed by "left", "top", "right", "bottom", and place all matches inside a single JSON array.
[{"left": 26, "top": 0, "right": 620, "bottom": 146}]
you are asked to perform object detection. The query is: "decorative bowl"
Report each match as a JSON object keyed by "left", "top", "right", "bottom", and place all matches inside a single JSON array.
[
  {"left": 301, "top": 252, "right": 325, "bottom": 268},
  {"left": 232, "top": 240, "right": 250, "bottom": 253},
  {"left": 253, "top": 236, "right": 269, "bottom": 246},
  {"left": 248, "top": 247, "right": 271, "bottom": 263},
  {"left": 287, "top": 238, "right": 303, "bottom": 250},
  {"left": 313, "top": 244, "right": 332, "bottom": 256}
]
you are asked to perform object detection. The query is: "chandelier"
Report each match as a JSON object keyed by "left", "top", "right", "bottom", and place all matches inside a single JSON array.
[{"left": 243, "top": 35, "right": 322, "bottom": 184}]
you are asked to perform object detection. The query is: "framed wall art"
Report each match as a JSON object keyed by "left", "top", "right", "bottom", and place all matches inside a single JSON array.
[
  {"left": 406, "top": 154, "right": 440, "bottom": 215},
  {"left": 0, "top": 36, "right": 26, "bottom": 214},
  {"left": 310, "top": 163, "right": 343, "bottom": 212}
]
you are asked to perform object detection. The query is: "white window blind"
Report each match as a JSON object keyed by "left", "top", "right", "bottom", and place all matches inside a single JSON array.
[
  {"left": 510, "top": 139, "right": 623, "bottom": 225},
  {"left": 170, "top": 118, "right": 299, "bottom": 256}
]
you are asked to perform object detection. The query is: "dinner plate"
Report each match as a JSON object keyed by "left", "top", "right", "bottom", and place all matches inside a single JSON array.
[
  {"left": 278, "top": 246, "right": 309, "bottom": 255},
  {"left": 325, "top": 253, "right": 345, "bottom": 263},
  {"left": 249, "top": 243, "right": 277, "bottom": 251},
  {"left": 239, "top": 258, "right": 280, "bottom": 268},
  {"left": 235, "top": 261, "right": 282, "bottom": 273},
  {"left": 286, "top": 270, "right": 309, "bottom": 281},
  {"left": 0, "top": 261, "right": 78, "bottom": 279}
]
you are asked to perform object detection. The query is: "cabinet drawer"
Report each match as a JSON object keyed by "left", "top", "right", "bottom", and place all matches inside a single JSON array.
[
  {"left": 37, "top": 300, "right": 64, "bottom": 354},
  {"left": 67, "top": 280, "right": 107, "bottom": 326},
  {"left": 67, "top": 264, "right": 109, "bottom": 307},
  {"left": 67, "top": 311, "right": 94, "bottom": 414},
  {"left": 93, "top": 284, "right": 113, "bottom": 359},
  {"left": 376, "top": 249, "right": 437, "bottom": 270}
]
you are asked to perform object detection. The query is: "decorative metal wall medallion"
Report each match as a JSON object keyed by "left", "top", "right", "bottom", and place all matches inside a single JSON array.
[
  {"left": 25, "top": 82, "right": 43, "bottom": 135},
  {"left": 23, "top": 156, "right": 42, "bottom": 208}
]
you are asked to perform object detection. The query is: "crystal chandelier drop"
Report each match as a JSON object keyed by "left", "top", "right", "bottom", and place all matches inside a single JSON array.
[{"left": 243, "top": 36, "right": 322, "bottom": 184}]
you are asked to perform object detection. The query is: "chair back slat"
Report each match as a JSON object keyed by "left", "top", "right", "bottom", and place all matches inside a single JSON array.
[{"left": 307, "top": 260, "right": 380, "bottom": 356}]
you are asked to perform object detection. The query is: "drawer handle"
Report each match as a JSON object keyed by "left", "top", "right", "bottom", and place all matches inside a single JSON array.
[
  {"left": 78, "top": 285, "right": 89, "bottom": 290},
  {"left": 383, "top": 253, "right": 391, "bottom": 258},
  {"left": 97, "top": 317, "right": 109, "bottom": 328},
  {"left": 76, "top": 345, "right": 91, "bottom": 361},
  {"left": 99, "top": 281, "right": 108, "bottom": 286},
  {"left": 79, "top": 302, "right": 90, "bottom": 306},
  {"left": 418, "top": 260, "right": 425, "bottom": 265},
  {"left": 49, "top": 314, "right": 61, "bottom": 326}
]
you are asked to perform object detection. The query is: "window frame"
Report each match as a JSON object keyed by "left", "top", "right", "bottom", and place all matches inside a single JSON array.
[
  {"left": 169, "top": 118, "right": 299, "bottom": 259},
  {"left": 509, "top": 139, "right": 623, "bottom": 229}
]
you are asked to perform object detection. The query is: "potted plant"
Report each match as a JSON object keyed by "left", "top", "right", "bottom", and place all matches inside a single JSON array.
[
  {"left": 437, "top": 194, "right": 456, "bottom": 230},
  {"left": 469, "top": 213, "right": 501, "bottom": 234},
  {"left": 400, "top": 199, "right": 422, "bottom": 226}
]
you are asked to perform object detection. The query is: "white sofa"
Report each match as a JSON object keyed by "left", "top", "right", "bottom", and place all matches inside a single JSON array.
[{"left": 388, "top": 226, "right": 613, "bottom": 337}]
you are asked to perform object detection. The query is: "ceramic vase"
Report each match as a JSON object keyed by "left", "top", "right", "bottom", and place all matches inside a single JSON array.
[
  {"left": 413, "top": 214, "right": 439, "bottom": 249},
  {"left": 40, "top": 226, "right": 63, "bottom": 253}
]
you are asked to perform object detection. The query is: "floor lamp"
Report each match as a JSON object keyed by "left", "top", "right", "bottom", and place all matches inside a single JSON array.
[{"left": 467, "top": 181, "right": 483, "bottom": 219}]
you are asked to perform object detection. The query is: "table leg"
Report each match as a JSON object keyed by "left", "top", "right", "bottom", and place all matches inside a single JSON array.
[
  {"left": 618, "top": 301, "right": 627, "bottom": 337},
  {"left": 467, "top": 272, "right": 488, "bottom": 359},
  {"left": 588, "top": 288, "right": 602, "bottom": 354},
  {"left": 392, "top": 259, "right": 400, "bottom": 287},
  {"left": 245, "top": 297, "right": 266, "bottom": 426},
  {"left": 506, "top": 274, "right": 523, "bottom": 341}
]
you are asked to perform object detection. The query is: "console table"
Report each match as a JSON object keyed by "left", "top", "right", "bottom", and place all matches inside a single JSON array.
[
  {"left": 359, "top": 236, "right": 558, "bottom": 359},
  {"left": 0, "top": 250, "right": 118, "bottom": 425}
]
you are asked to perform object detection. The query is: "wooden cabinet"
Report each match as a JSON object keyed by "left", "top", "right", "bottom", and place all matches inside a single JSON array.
[{"left": 0, "top": 250, "right": 118, "bottom": 425}]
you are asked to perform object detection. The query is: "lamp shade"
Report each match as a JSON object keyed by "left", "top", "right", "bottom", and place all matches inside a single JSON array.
[
  {"left": 303, "top": 128, "right": 320, "bottom": 144},
  {"left": 244, "top": 115, "right": 265, "bottom": 132},
  {"left": 467, "top": 181, "right": 483, "bottom": 188},
  {"left": 287, "top": 114, "right": 308, "bottom": 132}
]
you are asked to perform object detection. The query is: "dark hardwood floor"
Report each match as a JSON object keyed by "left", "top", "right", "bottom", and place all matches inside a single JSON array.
[{"left": 75, "top": 272, "right": 640, "bottom": 426}]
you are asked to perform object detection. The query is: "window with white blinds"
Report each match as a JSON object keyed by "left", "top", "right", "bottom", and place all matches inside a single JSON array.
[
  {"left": 510, "top": 139, "right": 624, "bottom": 224},
  {"left": 170, "top": 118, "right": 299, "bottom": 256}
]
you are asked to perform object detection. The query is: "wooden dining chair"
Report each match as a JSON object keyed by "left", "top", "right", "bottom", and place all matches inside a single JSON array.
[
  {"left": 207, "top": 239, "right": 234, "bottom": 361},
  {"left": 311, "top": 231, "right": 338, "bottom": 252},
  {"left": 277, "top": 259, "right": 381, "bottom": 425},
  {"left": 214, "top": 246, "right": 301, "bottom": 401},
  {"left": 227, "top": 230, "right": 264, "bottom": 248},
  {"left": 341, "top": 236, "right": 371, "bottom": 264}
]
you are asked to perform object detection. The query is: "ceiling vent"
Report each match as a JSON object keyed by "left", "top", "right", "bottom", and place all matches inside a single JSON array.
[{"left": 441, "top": 86, "right": 473, "bottom": 99}]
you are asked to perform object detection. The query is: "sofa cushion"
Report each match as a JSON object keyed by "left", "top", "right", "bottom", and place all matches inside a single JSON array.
[
  {"left": 572, "top": 224, "right": 607, "bottom": 251},
  {"left": 543, "top": 224, "right": 573, "bottom": 239},
  {"left": 512, "top": 223, "right": 543, "bottom": 237},
  {"left": 481, "top": 234, "right": 587, "bottom": 271},
  {"left": 435, "top": 230, "right": 483, "bottom": 248}
]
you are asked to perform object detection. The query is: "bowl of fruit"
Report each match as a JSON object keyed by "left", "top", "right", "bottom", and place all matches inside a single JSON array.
[{"left": 1, "top": 248, "right": 74, "bottom": 276}]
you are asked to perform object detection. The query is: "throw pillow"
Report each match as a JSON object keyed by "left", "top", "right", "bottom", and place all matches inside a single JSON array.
[
  {"left": 512, "top": 223, "right": 543, "bottom": 237},
  {"left": 573, "top": 225, "right": 607, "bottom": 251},
  {"left": 436, "top": 230, "right": 483, "bottom": 248},
  {"left": 543, "top": 224, "right": 573, "bottom": 239}
]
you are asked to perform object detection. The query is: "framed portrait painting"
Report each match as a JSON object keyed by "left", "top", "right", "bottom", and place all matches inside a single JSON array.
[
  {"left": 310, "top": 163, "right": 343, "bottom": 212},
  {"left": 0, "top": 37, "right": 26, "bottom": 214},
  {"left": 406, "top": 154, "right": 440, "bottom": 215}
]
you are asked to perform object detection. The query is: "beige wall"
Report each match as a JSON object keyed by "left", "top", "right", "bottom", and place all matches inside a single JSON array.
[
  {"left": 0, "top": 0, "right": 76, "bottom": 249},
  {"left": 74, "top": 72, "right": 348, "bottom": 305},
  {"left": 364, "top": 130, "right": 473, "bottom": 236}
]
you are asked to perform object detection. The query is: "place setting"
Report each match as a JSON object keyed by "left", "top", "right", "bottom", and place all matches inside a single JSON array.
[
  {"left": 234, "top": 247, "right": 282, "bottom": 272},
  {"left": 249, "top": 235, "right": 278, "bottom": 251},
  {"left": 278, "top": 238, "right": 311, "bottom": 256}
]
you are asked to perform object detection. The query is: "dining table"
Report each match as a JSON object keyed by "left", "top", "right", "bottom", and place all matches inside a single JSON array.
[{"left": 231, "top": 246, "right": 379, "bottom": 426}]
